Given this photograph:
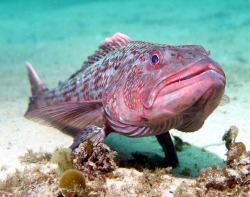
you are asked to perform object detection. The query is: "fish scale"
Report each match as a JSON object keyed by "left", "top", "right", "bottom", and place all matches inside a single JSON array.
[{"left": 25, "top": 33, "right": 226, "bottom": 167}]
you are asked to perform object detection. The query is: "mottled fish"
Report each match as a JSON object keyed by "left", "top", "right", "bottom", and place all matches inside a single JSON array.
[{"left": 25, "top": 33, "right": 227, "bottom": 167}]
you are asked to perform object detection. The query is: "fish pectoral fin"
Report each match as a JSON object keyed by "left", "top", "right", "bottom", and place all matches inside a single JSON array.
[
  {"left": 219, "top": 94, "right": 230, "bottom": 106},
  {"left": 70, "top": 126, "right": 109, "bottom": 150},
  {"left": 25, "top": 100, "right": 104, "bottom": 136},
  {"left": 156, "top": 132, "right": 179, "bottom": 168}
]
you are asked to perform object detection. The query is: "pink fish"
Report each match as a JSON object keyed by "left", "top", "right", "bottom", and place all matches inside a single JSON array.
[{"left": 25, "top": 33, "right": 226, "bottom": 167}]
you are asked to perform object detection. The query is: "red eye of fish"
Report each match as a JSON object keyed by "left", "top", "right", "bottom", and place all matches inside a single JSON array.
[{"left": 151, "top": 52, "right": 160, "bottom": 68}]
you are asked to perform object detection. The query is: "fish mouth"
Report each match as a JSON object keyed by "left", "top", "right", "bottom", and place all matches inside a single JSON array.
[
  {"left": 142, "top": 57, "right": 226, "bottom": 109},
  {"left": 162, "top": 58, "right": 224, "bottom": 86}
]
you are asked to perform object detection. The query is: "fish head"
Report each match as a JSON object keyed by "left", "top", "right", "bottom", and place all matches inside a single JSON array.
[
  {"left": 103, "top": 43, "right": 226, "bottom": 131},
  {"left": 140, "top": 44, "right": 226, "bottom": 130}
]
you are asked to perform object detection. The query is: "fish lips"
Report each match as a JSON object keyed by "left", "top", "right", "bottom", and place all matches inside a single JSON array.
[{"left": 142, "top": 57, "right": 226, "bottom": 122}]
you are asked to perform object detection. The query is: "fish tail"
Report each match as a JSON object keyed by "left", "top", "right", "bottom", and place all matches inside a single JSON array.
[{"left": 25, "top": 62, "right": 48, "bottom": 114}]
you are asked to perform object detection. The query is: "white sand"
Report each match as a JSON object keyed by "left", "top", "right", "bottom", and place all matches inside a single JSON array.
[{"left": 0, "top": 0, "right": 249, "bottom": 190}]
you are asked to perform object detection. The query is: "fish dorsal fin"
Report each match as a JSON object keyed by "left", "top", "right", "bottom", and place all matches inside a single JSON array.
[
  {"left": 70, "top": 33, "right": 131, "bottom": 79},
  {"left": 85, "top": 32, "right": 132, "bottom": 67}
]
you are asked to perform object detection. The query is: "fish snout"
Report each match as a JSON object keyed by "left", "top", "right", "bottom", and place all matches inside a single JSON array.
[
  {"left": 195, "top": 57, "right": 225, "bottom": 78},
  {"left": 142, "top": 56, "right": 226, "bottom": 125}
]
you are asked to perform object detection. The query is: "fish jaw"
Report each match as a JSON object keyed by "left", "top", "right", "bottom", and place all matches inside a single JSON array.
[{"left": 143, "top": 57, "right": 226, "bottom": 125}]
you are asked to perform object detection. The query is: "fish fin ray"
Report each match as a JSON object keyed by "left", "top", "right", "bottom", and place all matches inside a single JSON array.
[
  {"left": 69, "top": 33, "right": 131, "bottom": 79},
  {"left": 70, "top": 126, "right": 108, "bottom": 149},
  {"left": 25, "top": 100, "right": 104, "bottom": 136},
  {"left": 86, "top": 32, "right": 131, "bottom": 66},
  {"left": 156, "top": 132, "right": 179, "bottom": 167},
  {"left": 219, "top": 95, "right": 230, "bottom": 106}
]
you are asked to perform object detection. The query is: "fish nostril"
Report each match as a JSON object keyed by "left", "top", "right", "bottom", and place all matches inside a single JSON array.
[{"left": 171, "top": 53, "right": 183, "bottom": 60}]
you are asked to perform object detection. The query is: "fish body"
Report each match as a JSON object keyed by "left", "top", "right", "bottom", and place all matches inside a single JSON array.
[{"left": 25, "top": 33, "right": 226, "bottom": 166}]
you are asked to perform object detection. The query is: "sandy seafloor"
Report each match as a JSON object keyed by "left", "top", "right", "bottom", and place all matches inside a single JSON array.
[{"left": 0, "top": 0, "right": 249, "bottom": 195}]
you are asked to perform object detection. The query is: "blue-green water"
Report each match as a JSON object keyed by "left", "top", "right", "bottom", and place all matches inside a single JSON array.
[{"left": 0, "top": 0, "right": 249, "bottom": 182}]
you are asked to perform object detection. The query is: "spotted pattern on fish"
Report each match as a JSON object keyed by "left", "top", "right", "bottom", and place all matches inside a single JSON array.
[{"left": 24, "top": 33, "right": 226, "bottom": 167}]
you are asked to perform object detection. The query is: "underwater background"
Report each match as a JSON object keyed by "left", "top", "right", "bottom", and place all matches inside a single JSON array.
[{"left": 0, "top": 0, "right": 249, "bottom": 188}]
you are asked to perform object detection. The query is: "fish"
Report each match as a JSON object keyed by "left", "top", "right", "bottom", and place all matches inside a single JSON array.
[{"left": 25, "top": 33, "right": 227, "bottom": 167}]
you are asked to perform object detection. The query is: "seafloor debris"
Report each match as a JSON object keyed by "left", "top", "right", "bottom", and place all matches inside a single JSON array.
[
  {"left": 1, "top": 126, "right": 249, "bottom": 196},
  {"left": 70, "top": 139, "right": 118, "bottom": 196},
  {"left": 71, "top": 137, "right": 117, "bottom": 180},
  {"left": 19, "top": 149, "right": 51, "bottom": 164},
  {"left": 173, "top": 126, "right": 250, "bottom": 196},
  {"left": 0, "top": 165, "right": 59, "bottom": 196},
  {"left": 58, "top": 169, "right": 91, "bottom": 197},
  {"left": 222, "top": 125, "right": 239, "bottom": 150}
]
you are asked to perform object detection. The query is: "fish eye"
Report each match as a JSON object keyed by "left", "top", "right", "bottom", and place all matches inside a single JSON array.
[{"left": 151, "top": 52, "right": 160, "bottom": 68}]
